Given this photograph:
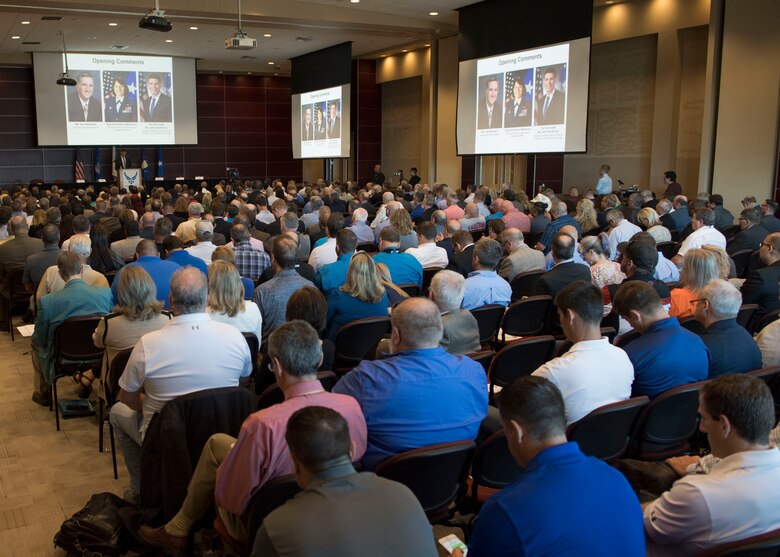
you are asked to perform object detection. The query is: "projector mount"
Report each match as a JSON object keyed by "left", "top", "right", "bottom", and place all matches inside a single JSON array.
[{"left": 56, "top": 31, "right": 76, "bottom": 86}]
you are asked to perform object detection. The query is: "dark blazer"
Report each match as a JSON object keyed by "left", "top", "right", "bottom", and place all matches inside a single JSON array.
[
  {"left": 505, "top": 98, "right": 531, "bottom": 127},
  {"left": 143, "top": 93, "right": 172, "bottom": 122},
  {"left": 447, "top": 244, "right": 475, "bottom": 278},
  {"left": 727, "top": 225, "right": 769, "bottom": 255},
  {"left": 327, "top": 115, "right": 340, "bottom": 138},
  {"left": 68, "top": 94, "right": 102, "bottom": 122},
  {"left": 259, "top": 218, "right": 306, "bottom": 236},
  {"left": 669, "top": 209, "right": 691, "bottom": 232},
  {"left": 532, "top": 261, "right": 591, "bottom": 298},
  {"left": 698, "top": 318, "right": 762, "bottom": 378},
  {"left": 537, "top": 90, "right": 565, "bottom": 125},
  {"left": 712, "top": 206, "right": 734, "bottom": 231},
  {"left": 302, "top": 121, "right": 314, "bottom": 141},
  {"left": 740, "top": 260, "right": 780, "bottom": 314},
  {"left": 660, "top": 213, "right": 677, "bottom": 232},
  {"left": 105, "top": 96, "right": 137, "bottom": 122},
  {"left": 314, "top": 119, "right": 326, "bottom": 139},
  {"left": 477, "top": 99, "right": 502, "bottom": 129},
  {"left": 213, "top": 217, "right": 232, "bottom": 239},
  {"left": 437, "top": 237, "right": 454, "bottom": 262},
  {"left": 114, "top": 155, "right": 133, "bottom": 171},
  {"left": 761, "top": 215, "right": 780, "bottom": 233}
]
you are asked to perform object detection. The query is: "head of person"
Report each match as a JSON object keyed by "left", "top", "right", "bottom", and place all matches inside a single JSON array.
[
  {"left": 112, "top": 78, "right": 128, "bottom": 99},
  {"left": 416, "top": 221, "right": 438, "bottom": 245},
  {"left": 41, "top": 223, "right": 60, "bottom": 247},
  {"left": 68, "top": 233, "right": 92, "bottom": 260},
  {"left": 612, "top": 281, "right": 667, "bottom": 332},
  {"left": 656, "top": 198, "right": 672, "bottom": 216},
  {"left": 207, "top": 260, "right": 245, "bottom": 317},
  {"left": 286, "top": 287, "right": 328, "bottom": 338},
  {"left": 759, "top": 232, "right": 780, "bottom": 265},
  {"left": 680, "top": 248, "right": 720, "bottom": 293},
  {"left": 605, "top": 208, "right": 624, "bottom": 229},
  {"left": 664, "top": 170, "right": 677, "bottom": 184},
  {"left": 389, "top": 208, "right": 413, "bottom": 236},
  {"left": 154, "top": 216, "right": 173, "bottom": 243},
  {"left": 304, "top": 106, "right": 311, "bottom": 124},
  {"left": 57, "top": 251, "right": 83, "bottom": 282},
  {"left": 464, "top": 203, "right": 479, "bottom": 219},
  {"left": 285, "top": 406, "right": 352, "bottom": 486},
  {"left": 9, "top": 215, "right": 28, "bottom": 237},
  {"left": 708, "top": 194, "right": 724, "bottom": 209},
  {"left": 341, "top": 252, "right": 384, "bottom": 303},
  {"left": 488, "top": 218, "right": 506, "bottom": 240},
  {"left": 115, "top": 265, "right": 163, "bottom": 321},
  {"left": 692, "top": 207, "right": 715, "bottom": 230},
  {"left": 693, "top": 279, "right": 742, "bottom": 328},
  {"left": 638, "top": 207, "right": 662, "bottom": 229},
  {"left": 187, "top": 202, "right": 204, "bottom": 219},
  {"left": 555, "top": 281, "right": 606, "bottom": 341},
  {"left": 673, "top": 195, "right": 689, "bottom": 210},
  {"left": 484, "top": 76, "right": 499, "bottom": 106},
  {"left": 499, "top": 376, "right": 567, "bottom": 467},
  {"left": 738, "top": 207, "right": 762, "bottom": 230},
  {"left": 329, "top": 101, "right": 337, "bottom": 119},
  {"left": 512, "top": 79, "right": 526, "bottom": 101},
  {"left": 450, "top": 230, "right": 471, "bottom": 254},
  {"left": 543, "top": 68, "right": 558, "bottom": 95},
  {"left": 169, "top": 266, "right": 208, "bottom": 315},
  {"left": 140, "top": 212, "right": 156, "bottom": 230},
  {"left": 378, "top": 226, "right": 400, "bottom": 251},
  {"left": 741, "top": 196, "right": 758, "bottom": 209},
  {"left": 429, "top": 270, "right": 466, "bottom": 313},
  {"left": 617, "top": 233, "right": 658, "bottom": 277},
  {"left": 336, "top": 228, "right": 358, "bottom": 257},
  {"left": 373, "top": 163, "right": 381, "bottom": 173},
  {"left": 550, "top": 232, "right": 575, "bottom": 263},
  {"left": 267, "top": 320, "right": 323, "bottom": 385},
  {"left": 501, "top": 227, "right": 525, "bottom": 254},
  {"left": 326, "top": 212, "right": 345, "bottom": 238},
  {"left": 146, "top": 73, "right": 162, "bottom": 96},
  {"left": 390, "top": 297, "right": 444, "bottom": 353},
  {"left": 30, "top": 209, "right": 46, "bottom": 227},
  {"left": 579, "top": 233, "right": 611, "bottom": 264},
  {"left": 761, "top": 199, "right": 778, "bottom": 217},
  {"left": 76, "top": 72, "right": 94, "bottom": 102},
  {"left": 699, "top": 374, "right": 775, "bottom": 459},
  {"left": 472, "top": 237, "right": 502, "bottom": 271},
  {"left": 272, "top": 235, "right": 299, "bottom": 270},
  {"left": 599, "top": 164, "right": 610, "bottom": 176},
  {"left": 280, "top": 211, "right": 299, "bottom": 234}
]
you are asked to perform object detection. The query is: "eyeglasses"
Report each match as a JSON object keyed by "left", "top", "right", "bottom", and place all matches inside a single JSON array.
[
  {"left": 689, "top": 298, "right": 708, "bottom": 306},
  {"left": 761, "top": 243, "right": 773, "bottom": 249}
]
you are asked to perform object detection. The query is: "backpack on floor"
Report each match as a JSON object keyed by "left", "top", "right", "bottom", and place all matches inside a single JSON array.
[{"left": 54, "top": 492, "right": 132, "bottom": 556}]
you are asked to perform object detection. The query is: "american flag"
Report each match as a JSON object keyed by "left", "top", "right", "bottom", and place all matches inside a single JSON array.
[
  {"left": 102, "top": 71, "right": 138, "bottom": 102},
  {"left": 74, "top": 148, "right": 85, "bottom": 181},
  {"left": 534, "top": 64, "right": 567, "bottom": 99}
]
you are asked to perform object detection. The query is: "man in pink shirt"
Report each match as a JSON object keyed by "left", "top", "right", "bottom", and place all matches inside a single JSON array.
[
  {"left": 444, "top": 191, "right": 465, "bottom": 221},
  {"left": 139, "top": 320, "right": 367, "bottom": 552},
  {"left": 500, "top": 199, "right": 531, "bottom": 233}
]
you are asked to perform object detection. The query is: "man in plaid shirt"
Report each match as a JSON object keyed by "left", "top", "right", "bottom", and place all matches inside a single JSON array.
[{"left": 230, "top": 224, "right": 269, "bottom": 280}]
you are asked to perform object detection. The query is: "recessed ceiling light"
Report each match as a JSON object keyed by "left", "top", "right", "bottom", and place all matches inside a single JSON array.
[
  {"left": 109, "top": 22, "right": 118, "bottom": 26},
  {"left": 274, "top": 73, "right": 279, "bottom": 76},
  {"left": 268, "top": 61, "right": 274, "bottom": 65},
  {"left": 21, "top": 21, "right": 30, "bottom": 25},
  {"left": 165, "top": 39, "right": 173, "bottom": 43},
  {"left": 429, "top": 11, "right": 439, "bottom": 16},
  {"left": 247, "top": 72, "right": 252, "bottom": 75},
  {"left": 381, "top": 54, "right": 386, "bottom": 57},
  {"left": 11, "top": 36, "right": 20, "bottom": 39},
  {"left": 263, "top": 33, "right": 272, "bottom": 37},
  {"left": 424, "top": 43, "right": 430, "bottom": 47},
  {"left": 190, "top": 26, "right": 198, "bottom": 30},
  {"left": 402, "top": 49, "right": 408, "bottom": 53},
  {"left": 605, "top": 0, "right": 614, "bottom": 3},
  {"left": 350, "top": 0, "right": 360, "bottom": 3}
]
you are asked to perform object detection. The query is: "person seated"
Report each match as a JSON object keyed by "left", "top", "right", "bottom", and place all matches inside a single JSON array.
[
  {"left": 326, "top": 252, "right": 389, "bottom": 340},
  {"left": 604, "top": 233, "right": 671, "bottom": 306},
  {"left": 430, "top": 270, "right": 481, "bottom": 354},
  {"left": 372, "top": 226, "right": 423, "bottom": 287},
  {"left": 637, "top": 207, "right": 671, "bottom": 244},
  {"left": 250, "top": 406, "right": 437, "bottom": 557},
  {"left": 727, "top": 207, "right": 769, "bottom": 255},
  {"left": 669, "top": 248, "right": 720, "bottom": 318},
  {"left": 579, "top": 234, "right": 625, "bottom": 289},
  {"left": 462, "top": 237, "right": 511, "bottom": 310},
  {"left": 447, "top": 230, "right": 475, "bottom": 278},
  {"left": 110, "top": 219, "right": 143, "bottom": 261},
  {"left": 499, "top": 198, "right": 530, "bottom": 233},
  {"left": 111, "top": 240, "right": 180, "bottom": 308},
  {"left": 206, "top": 260, "right": 263, "bottom": 343},
  {"left": 36, "top": 234, "right": 108, "bottom": 300},
  {"left": 543, "top": 224, "right": 589, "bottom": 270},
  {"left": 139, "top": 321, "right": 367, "bottom": 551},
  {"left": 532, "top": 281, "right": 634, "bottom": 424},
  {"left": 740, "top": 232, "right": 780, "bottom": 315},
  {"left": 693, "top": 279, "right": 762, "bottom": 378},
  {"left": 459, "top": 202, "right": 486, "bottom": 232},
  {"left": 347, "top": 207, "right": 374, "bottom": 245},
  {"left": 535, "top": 201, "right": 582, "bottom": 254},
  {"left": 308, "top": 212, "right": 344, "bottom": 271},
  {"left": 390, "top": 208, "right": 418, "bottom": 251},
  {"left": 672, "top": 207, "right": 727, "bottom": 267},
  {"left": 606, "top": 209, "right": 642, "bottom": 261},
  {"left": 334, "top": 298, "right": 487, "bottom": 469},
  {"left": 405, "top": 221, "right": 448, "bottom": 269},
  {"left": 315, "top": 228, "right": 356, "bottom": 296},
  {"left": 760, "top": 199, "right": 780, "bottom": 233},
  {"left": 533, "top": 232, "right": 592, "bottom": 299},
  {"left": 376, "top": 262, "right": 410, "bottom": 306},
  {"left": 162, "top": 235, "right": 208, "bottom": 276},
  {"left": 498, "top": 227, "right": 545, "bottom": 282},
  {"left": 435, "top": 213, "right": 458, "bottom": 261},
  {"left": 111, "top": 267, "right": 253, "bottom": 501},
  {"left": 612, "top": 281, "right": 709, "bottom": 398},
  {"left": 453, "top": 376, "right": 645, "bottom": 557},
  {"left": 643, "top": 375, "right": 780, "bottom": 554}
]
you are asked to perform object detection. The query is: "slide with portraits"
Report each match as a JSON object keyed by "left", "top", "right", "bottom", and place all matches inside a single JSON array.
[{"left": 294, "top": 85, "right": 347, "bottom": 159}]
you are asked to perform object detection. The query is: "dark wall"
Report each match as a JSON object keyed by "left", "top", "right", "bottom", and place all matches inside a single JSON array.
[
  {"left": 352, "top": 59, "right": 381, "bottom": 185},
  {"left": 0, "top": 67, "right": 301, "bottom": 185}
]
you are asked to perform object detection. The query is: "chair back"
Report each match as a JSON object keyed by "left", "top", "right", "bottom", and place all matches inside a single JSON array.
[
  {"left": 567, "top": 397, "right": 649, "bottom": 461},
  {"left": 656, "top": 241, "right": 678, "bottom": 260},
  {"left": 469, "top": 230, "right": 484, "bottom": 243},
  {"left": 421, "top": 267, "right": 442, "bottom": 293},
  {"left": 737, "top": 304, "right": 760, "bottom": 330},
  {"left": 510, "top": 270, "right": 545, "bottom": 301},
  {"left": 730, "top": 249, "right": 754, "bottom": 278},
  {"left": 375, "top": 440, "right": 475, "bottom": 523},
  {"left": 488, "top": 336, "right": 556, "bottom": 396},
  {"left": 244, "top": 474, "right": 302, "bottom": 548},
  {"left": 53, "top": 315, "right": 105, "bottom": 376},
  {"left": 257, "top": 371, "right": 339, "bottom": 411},
  {"left": 665, "top": 280, "right": 682, "bottom": 290},
  {"left": 615, "top": 329, "right": 642, "bottom": 348},
  {"left": 631, "top": 380, "right": 706, "bottom": 459},
  {"left": 8, "top": 266, "right": 28, "bottom": 301},
  {"left": 752, "top": 308, "right": 780, "bottom": 335},
  {"left": 557, "top": 327, "right": 616, "bottom": 357},
  {"left": 242, "top": 332, "right": 261, "bottom": 383},
  {"left": 468, "top": 349, "right": 494, "bottom": 375},
  {"left": 397, "top": 283, "right": 420, "bottom": 297},
  {"left": 333, "top": 316, "right": 391, "bottom": 373},
  {"left": 747, "top": 366, "right": 780, "bottom": 384},
  {"left": 501, "top": 295, "right": 553, "bottom": 339},
  {"left": 356, "top": 242, "right": 376, "bottom": 253},
  {"left": 699, "top": 527, "right": 780, "bottom": 557},
  {"left": 678, "top": 316, "right": 705, "bottom": 334},
  {"left": 469, "top": 304, "right": 506, "bottom": 344},
  {"left": 467, "top": 431, "right": 522, "bottom": 511},
  {"left": 105, "top": 348, "right": 133, "bottom": 407}
]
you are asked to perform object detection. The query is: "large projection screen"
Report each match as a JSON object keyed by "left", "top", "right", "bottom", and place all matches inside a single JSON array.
[
  {"left": 33, "top": 52, "right": 198, "bottom": 146},
  {"left": 457, "top": 37, "right": 590, "bottom": 155},
  {"left": 291, "top": 84, "right": 351, "bottom": 159}
]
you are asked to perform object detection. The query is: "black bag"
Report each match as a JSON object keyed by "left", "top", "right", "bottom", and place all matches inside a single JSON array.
[{"left": 54, "top": 492, "right": 133, "bottom": 556}]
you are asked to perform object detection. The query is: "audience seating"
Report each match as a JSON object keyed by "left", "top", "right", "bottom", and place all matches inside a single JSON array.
[
  {"left": 397, "top": 283, "right": 420, "bottom": 297},
  {"left": 737, "top": 304, "right": 760, "bottom": 330},
  {"left": 375, "top": 440, "right": 475, "bottom": 525},
  {"left": 467, "top": 349, "right": 494, "bottom": 376},
  {"left": 751, "top": 308, "right": 780, "bottom": 335},
  {"left": 500, "top": 295, "right": 553, "bottom": 342},
  {"left": 256, "top": 371, "right": 339, "bottom": 411},
  {"left": 566, "top": 397, "right": 649, "bottom": 462},
  {"left": 509, "top": 270, "right": 545, "bottom": 302},
  {"left": 615, "top": 329, "right": 642, "bottom": 348},
  {"left": 2, "top": 266, "right": 29, "bottom": 341},
  {"left": 678, "top": 316, "right": 706, "bottom": 334},
  {"left": 699, "top": 527, "right": 780, "bottom": 557},
  {"left": 556, "top": 327, "right": 617, "bottom": 356},
  {"left": 601, "top": 310, "right": 620, "bottom": 335},
  {"left": 629, "top": 380, "right": 707, "bottom": 460},
  {"left": 487, "top": 336, "right": 556, "bottom": 401},
  {"left": 656, "top": 241, "right": 678, "bottom": 261},
  {"left": 98, "top": 347, "right": 133, "bottom": 480},
  {"left": 665, "top": 281, "right": 682, "bottom": 290},
  {"left": 421, "top": 267, "right": 442, "bottom": 294},
  {"left": 722, "top": 225, "right": 741, "bottom": 242},
  {"left": 469, "top": 230, "right": 485, "bottom": 243},
  {"left": 241, "top": 332, "right": 262, "bottom": 392},
  {"left": 747, "top": 366, "right": 780, "bottom": 384},
  {"left": 462, "top": 430, "right": 522, "bottom": 515},
  {"left": 469, "top": 304, "right": 506, "bottom": 345},
  {"left": 51, "top": 315, "right": 105, "bottom": 431},
  {"left": 730, "top": 249, "right": 754, "bottom": 278},
  {"left": 356, "top": 242, "right": 376, "bottom": 253},
  {"left": 333, "top": 316, "right": 391, "bottom": 374}
]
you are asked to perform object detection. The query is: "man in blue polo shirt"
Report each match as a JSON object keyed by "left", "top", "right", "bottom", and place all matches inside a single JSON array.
[
  {"left": 111, "top": 240, "right": 180, "bottom": 308},
  {"left": 315, "top": 228, "right": 356, "bottom": 296},
  {"left": 454, "top": 375, "right": 644, "bottom": 557},
  {"left": 613, "top": 281, "right": 709, "bottom": 397},
  {"left": 535, "top": 200, "right": 581, "bottom": 254},
  {"left": 372, "top": 227, "right": 423, "bottom": 288}
]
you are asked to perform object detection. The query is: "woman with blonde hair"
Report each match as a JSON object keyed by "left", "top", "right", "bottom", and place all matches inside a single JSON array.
[
  {"left": 201, "top": 191, "right": 212, "bottom": 213},
  {"left": 28, "top": 208, "right": 48, "bottom": 238},
  {"left": 638, "top": 207, "right": 672, "bottom": 244},
  {"left": 326, "top": 252, "right": 389, "bottom": 339},
  {"left": 90, "top": 266, "right": 169, "bottom": 396},
  {"left": 579, "top": 234, "right": 626, "bottom": 289},
  {"left": 700, "top": 244, "right": 734, "bottom": 280},
  {"left": 206, "top": 260, "right": 263, "bottom": 342},
  {"left": 574, "top": 199, "right": 600, "bottom": 236},
  {"left": 212, "top": 246, "right": 254, "bottom": 299},
  {"left": 173, "top": 196, "right": 190, "bottom": 219},
  {"left": 390, "top": 208, "right": 418, "bottom": 251},
  {"left": 376, "top": 261, "right": 410, "bottom": 306},
  {"left": 669, "top": 248, "right": 720, "bottom": 318}
]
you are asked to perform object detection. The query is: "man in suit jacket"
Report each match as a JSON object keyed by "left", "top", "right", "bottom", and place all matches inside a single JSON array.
[
  {"left": 142, "top": 74, "right": 172, "bottom": 122},
  {"left": 327, "top": 101, "right": 340, "bottom": 139},
  {"left": 477, "top": 76, "right": 503, "bottom": 129},
  {"left": 533, "top": 232, "right": 591, "bottom": 298},
  {"left": 430, "top": 270, "right": 481, "bottom": 355},
  {"left": 741, "top": 233, "right": 780, "bottom": 315},
  {"left": 505, "top": 80, "right": 532, "bottom": 127},
  {"left": 499, "top": 227, "right": 546, "bottom": 282},
  {"left": 115, "top": 148, "right": 132, "bottom": 171},
  {"left": 727, "top": 208, "right": 769, "bottom": 255},
  {"left": 30, "top": 252, "right": 113, "bottom": 405},
  {"left": 67, "top": 73, "right": 102, "bottom": 122},
  {"left": 536, "top": 67, "right": 565, "bottom": 126},
  {"left": 670, "top": 196, "right": 692, "bottom": 232},
  {"left": 447, "top": 230, "right": 476, "bottom": 278},
  {"left": 302, "top": 106, "right": 314, "bottom": 141}
]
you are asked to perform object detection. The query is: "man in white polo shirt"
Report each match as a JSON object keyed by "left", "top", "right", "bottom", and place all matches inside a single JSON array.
[
  {"left": 110, "top": 266, "right": 252, "bottom": 501},
  {"left": 405, "top": 222, "right": 449, "bottom": 269},
  {"left": 672, "top": 207, "right": 727, "bottom": 267},
  {"left": 532, "top": 280, "right": 634, "bottom": 424}
]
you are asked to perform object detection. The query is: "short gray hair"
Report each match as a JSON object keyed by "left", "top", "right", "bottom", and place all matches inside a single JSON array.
[
  {"left": 352, "top": 207, "right": 368, "bottom": 223},
  {"left": 430, "top": 270, "right": 466, "bottom": 312},
  {"left": 280, "top": 211, "right": 299, "bottom": 231},
  {"left": 701, "top": 279, "right": 742, "bottom": 319},
  {"left": 170, "top": 266, "right": 208, "bottom": 315},
  {"left": 268, "top": 320, "right": 322, "bottom": 377},
  {"left": 68, "top": 234, "right": 92, "bottom": 258},
  {"left": 392, "top": 298, "right": 443, "bottom": 348},
  {"left": 188, "top": 202, "right": 204, "bottom": 217}
]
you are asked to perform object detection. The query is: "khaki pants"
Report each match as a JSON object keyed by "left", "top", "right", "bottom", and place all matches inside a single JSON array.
[{"left": 31, "top": 349, "right": 50, "bottom": 399}]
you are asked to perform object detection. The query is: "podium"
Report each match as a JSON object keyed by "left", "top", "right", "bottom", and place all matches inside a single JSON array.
[{"left": 119, "top": 168, "right": 142, "bottom": 189}]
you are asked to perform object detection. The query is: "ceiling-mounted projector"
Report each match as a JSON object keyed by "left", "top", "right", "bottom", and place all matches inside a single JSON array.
[
  {"left": 57, "top": 72, "right": 76, "bottom": 86},
  {"left": 139, "top": 9, "right": 172, "bottom": 32},
  {"left": 225, "top": 32, "right": 256, "bottom": 50}
]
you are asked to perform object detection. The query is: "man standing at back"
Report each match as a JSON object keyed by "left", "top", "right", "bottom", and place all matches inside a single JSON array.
[
  {"left": 334, "top": 298, "right": 487, "bottom": 469},
  {"left": 0, "top": 216, "right": 43, "bottom": 330},
  {"left": 453, "top": 376, "right": 644, "bottom": 557}
]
